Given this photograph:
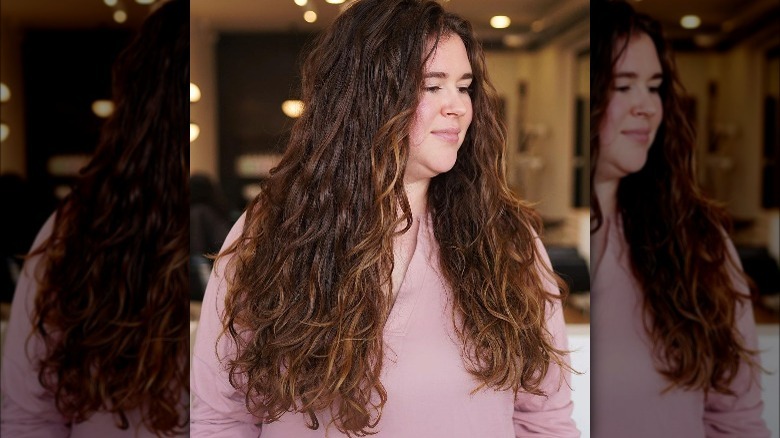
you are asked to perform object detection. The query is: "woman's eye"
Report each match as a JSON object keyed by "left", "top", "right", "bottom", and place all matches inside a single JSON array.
[
  {"left": 614, "top": 85, "right": 630, "bottom": 92},
  {"left": 649, "top": 85, "right": 661, "bottom": 93},
  {"left": 424, "top": 86, "right": 441, "bottom": 93},
  {"left": 458, "top": 86, "right": 473, "bottom": 94}
]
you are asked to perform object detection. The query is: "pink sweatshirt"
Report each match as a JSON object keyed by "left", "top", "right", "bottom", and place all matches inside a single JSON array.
[
  {"left": 591, "top": 217, "right": 769, "bottom": 437},
  {"left": 191, "top": 213, "right": 579, "bottom": 437},
  {"left": 0, "top": 214, "right": 187, "bottom": 437}
]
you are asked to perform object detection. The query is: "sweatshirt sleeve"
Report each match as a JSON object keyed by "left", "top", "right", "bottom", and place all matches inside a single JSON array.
[
  {"left": 191, "top": 213, "right": 264, "bottom": 437},
  {"left": 512, "top": 232, "right": 580, "bottom": 438},
  {"left": 1, "top": 214, "right": 72, "bottom": 437},
  {"left": 702, "top": 237, "right": 770, "bottom": 438}
]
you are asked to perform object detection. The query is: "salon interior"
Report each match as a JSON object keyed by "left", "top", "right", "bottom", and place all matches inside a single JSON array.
[{"left": 0, "top": 1, "right": 778, "bottom": 436}]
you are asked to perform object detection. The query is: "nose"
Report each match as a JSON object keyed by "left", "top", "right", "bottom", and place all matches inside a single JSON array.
[
  {"left": 442, "top": 89, "right": 469, "bottom": 117},
  {"left": 631, "top": 92, "right": 658, "bottom": 118}
]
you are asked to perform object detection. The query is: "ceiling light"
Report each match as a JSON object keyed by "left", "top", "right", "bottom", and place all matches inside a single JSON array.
[
  {"left": 0, "top": 123, "right": 9, "bottom": 142},
  {"left": 135, "top": 0, "right": 155, "bottom": 4},
  {"left": 282, "top": 100, "right": 305, "bottom": 118},
  {"left": 92, "top": 100, "right": 115, "bottom": 118},
  {"left": 490, "top": 16, "right": 511, "bottom": 29},
  {"left": 104, "top": 0, "right": 118, "bottom": 6},
  {"left": 304, "top": 10, "right": 317, "bottom": 23},
  {"left": 294, "top": 0, "right": 307, "bottom": 6},
  {"left": 114, "top": 10, "right": 127, "bottom": 23},
  {"left": 0, "top": 82, "right": 10, "bottom": 102},
  {"left": 680, "top": 15, "right": 701, "bottom": 29},
  {"left": 190, "top": 123, "right": 200, "bottom": 142},
  {"left": 190, "top": 83, "right": 201, "bottom": 103},
  {"left": 326, "top": 0, "right": 345, "bottom": 3}
]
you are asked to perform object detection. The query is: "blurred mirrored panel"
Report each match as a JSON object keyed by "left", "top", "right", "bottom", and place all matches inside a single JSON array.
[
  {"left": 632, "top": 0, "right": 780, "bottom": 312},
  {"left": 0, "top": 0, "right": 156, "bottom": 304}
]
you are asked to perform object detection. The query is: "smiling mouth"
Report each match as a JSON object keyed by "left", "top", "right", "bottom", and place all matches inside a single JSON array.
[
  {"left": 622, "top": 130, "right": 651, "bottom": 144},
  {"left": 431, "top": 129, "right": 461, "bottom": 143}
]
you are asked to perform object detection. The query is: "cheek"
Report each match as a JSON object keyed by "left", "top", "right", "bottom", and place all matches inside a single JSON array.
[
  {"left": 599, "top": 108, "right": 618, "bottom": 146},
  {"left": 409, "top": 99, "right": 434, "bottom": 147},
  {"left": 652, "top": 96, "right": 663, "bottom": 130},
  {"left": 600, "top": 95, "right": 629, "bottom": 145}
]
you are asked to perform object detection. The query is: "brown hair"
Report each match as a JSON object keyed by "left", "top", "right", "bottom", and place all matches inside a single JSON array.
[
  {"left": 591, "top": 0, "right": 759, "bottom": 394},
  {"left": 30, "top": 0, "right": 189, "bottom": 434},
  {"left": 220, "top": 0, "right": 571, "bottom": 435}
]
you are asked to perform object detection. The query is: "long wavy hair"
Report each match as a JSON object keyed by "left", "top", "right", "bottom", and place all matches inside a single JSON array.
[
  {"left": 591, "top": 0, "right": 758, "bottom": 394},
  {"left": 219, "top": 0, "right": 571, "bottom": 435},
  {"left": 30, "top": 0, "right": 189, "bottom": 434}
]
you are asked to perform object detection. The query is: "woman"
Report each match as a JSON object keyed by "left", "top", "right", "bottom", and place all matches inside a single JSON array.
[
  {"left": 0, "top": 0, "right": 189, "bottom": 436},
  {"left": 191, "top": 0, "right": 578, "bottom": 436},
  {"left": 590, "top": 1, "right": 769, "bottom": 436}
]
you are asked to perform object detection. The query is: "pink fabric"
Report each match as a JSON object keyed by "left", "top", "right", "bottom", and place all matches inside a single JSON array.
[
  {"left": 0, "top": 214, "right": 184, "bottom": 437},
  {"left": 191, "top": 213, "right": 579, "bottom": 437},
  {"left": 591, "top": 217, "right": 769, "bottom": 437}
]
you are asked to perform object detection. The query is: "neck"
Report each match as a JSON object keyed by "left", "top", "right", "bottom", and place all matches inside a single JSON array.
[
  {"left": 403, "top": 179, "right": 430, "bottom": 219},
  {"left": 594, "top": 177, "right": 619, "bottom": 222}
]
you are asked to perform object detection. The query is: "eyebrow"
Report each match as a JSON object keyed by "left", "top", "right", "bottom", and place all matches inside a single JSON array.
[
  {"left": 614, "top": 72, "right": 663, "bottom": 80},
  {"left": 424, "top": 72, "right": 474, "bottom": 80}
]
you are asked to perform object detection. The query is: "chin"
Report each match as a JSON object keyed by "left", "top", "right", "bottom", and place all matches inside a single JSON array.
[
  {"left": 434, "top": 157, "right": 459, "bottom": 176},
  {"left": 624, "top": 159, "right": 649, "bottom": 175}
]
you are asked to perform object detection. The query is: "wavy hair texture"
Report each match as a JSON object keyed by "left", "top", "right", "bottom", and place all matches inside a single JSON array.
[
  {"left": 219, "top": 0, "right": 571, "bottom": 435},
  {"left": 30, "top": 0, "right": 189, "bottom": 434},
  {"left": 591, "top": 0, "right": 759, "bottom": 394}
]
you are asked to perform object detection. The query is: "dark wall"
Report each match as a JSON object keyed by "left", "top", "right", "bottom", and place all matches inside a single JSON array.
[
  {"left": 23, "top": 29, "right": 132, "bottom": 187},
  {"left": 217, "top": 32, "right": 316, "bottom": 210}
]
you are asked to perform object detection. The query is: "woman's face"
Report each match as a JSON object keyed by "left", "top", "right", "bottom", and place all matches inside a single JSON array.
[
  {"left": 596, "top": 32, "right": 663, "bottom": 183},
  {"left": 405, "top": 35, "right": 473, "bottom": 184}
]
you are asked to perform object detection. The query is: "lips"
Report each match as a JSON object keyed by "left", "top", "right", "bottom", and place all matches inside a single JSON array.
[
  {"left": 621, "top": 129, "right": 651, "bottom": 145},
  {"left": 431, "top": 128, "right": 461, "bottom": 143}
]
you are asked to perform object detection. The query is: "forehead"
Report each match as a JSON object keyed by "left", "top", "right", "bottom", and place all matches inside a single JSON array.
[
  {"left": 424, "top": 34, "right": 472, "bottom": 71},
  {"left": 613, "top": 32, "right": 662, "bottom": 75}
]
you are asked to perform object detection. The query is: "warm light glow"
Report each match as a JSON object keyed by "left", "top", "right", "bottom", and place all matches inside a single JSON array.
[
  {"left": 190, "top": 123, "right": 200, "bottom": 142},
  {"left": 294, "top": 0, "right": 307, "bottom": 6},
  {"left": 92, "top": 100, "right": 115, "bottom": 118},
  {"left": 135, "top": 0, "right": 156, "bottom": 4},
  {"left": 490, "top": 16, "right": 511, "bottom": 29},
  {"left": 304, "top": 10, "right": 317, "bottom": 23},
  {"left": 531, "top": 20, "right": 544, "bottom": 32},
  {"left": 326, "top": 0, "right": 345, "bottom": 3},
  {"left": 47, "top": 155, "right": 91, "bottom": 176},
  {"left": 680, "top": 15, "right": 701, "bottom": 29},
  {"left": 0, "top": 82, "right": 9, "bottom": 103},
  {"left": 236, "top": 154, "right": 283, "bottom": 177},
  {"left": 190, "top": 83, "right": 201, "bottom": 103},
  {"left": 281, "top": 100, "right": 305, "bottom": 118},
  {"left": 114, "top": 10, "right": 127, "bottom": 23},
  {"left": 502, "top": 34, "right": 527, "bottom": 48},
  {"left": 104, "top": 0, "right": 118, "bottom": 6},
  {"left": 0, "top": 123, "right": 9, "bottom": 142},
  {"left": 54, "top": 185, "right": 72, "bottom": 199}
]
